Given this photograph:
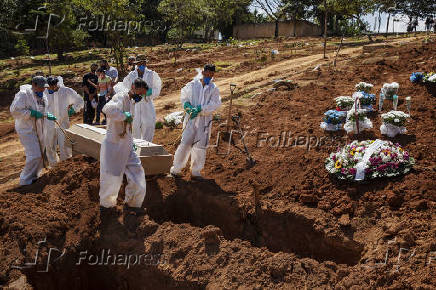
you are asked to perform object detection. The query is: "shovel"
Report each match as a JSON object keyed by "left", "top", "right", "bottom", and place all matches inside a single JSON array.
[
  {"left": 231, "top": 113, "right": 256, "bottom": 167},
  {"left": 226, "top": 84, "right": 237, "bottom": 133},
  {"left": 34, "top": 118, "right": 49, "bottom": 168},
  {"left": 53, "top": 119, "right": 76, "bottom": 146}
]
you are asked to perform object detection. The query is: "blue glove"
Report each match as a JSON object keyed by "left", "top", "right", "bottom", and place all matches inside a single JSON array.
[
  {"left": 124, "top": 112, "right": 133, "bottom": 123},
  {"left": 46, "top": 112, "right": 57, "bottom": 121},
  {"left": 196, "top": 105, "right": 202, "bottom": 114},
  {"left": 30, "top": 109, "right": 44, "bottom": 119},
  {"left": 68, "top": 106, "right": 75, "bottom": 117},
  {"left": 146, "top": 88, "right": 152, "bottom": 96}
]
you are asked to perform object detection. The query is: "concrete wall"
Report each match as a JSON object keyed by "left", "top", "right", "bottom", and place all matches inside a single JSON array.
[{"left": 233, "top": 20, "right": 322, "bottom": 39}]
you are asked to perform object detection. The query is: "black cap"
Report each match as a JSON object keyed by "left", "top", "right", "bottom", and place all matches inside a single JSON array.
[
  {"left": 204, "top": 64, "right": 216, "bottom": 72},
  {"left": 47, "top": 76, "right": 59, "bottom": 86},
  {"left": 133, "top": 78, "right": 148, "bottom": 89}
]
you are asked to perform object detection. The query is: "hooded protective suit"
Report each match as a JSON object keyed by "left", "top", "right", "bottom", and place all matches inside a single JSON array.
[
  {"left": 114, "top": 68, "right": 162, "bottom": 142},
  {"left": 10, "top": 85, "right": 48, "bottom": 185},
  {"left": 45, "top": 85, "right": 84, "bottom": 166},
  {"left": 99, "top": 91, "right": 146, "bottom": 208},
  {"left": 170, "top": 77, "right": 221, "bottom": 177}
]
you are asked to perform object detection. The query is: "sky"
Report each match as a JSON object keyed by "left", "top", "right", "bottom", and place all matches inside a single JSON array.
[
  {"left": 250, "top": 5, "right": 430, "bottom": 32},
  {"left": 363, "top": 13, "right": 427, "bottom": 32}
]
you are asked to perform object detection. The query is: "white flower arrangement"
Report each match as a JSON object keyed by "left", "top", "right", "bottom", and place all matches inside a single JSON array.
[
  {"left": 381, "top": 82, "right": 399, "bottom": 100},
  {"left": 325, "top": 140, "right": 414, "bottom": 181},
  {"left": 424, "top": 72, "right": 436, "bottom": 83},
  {"left": 423, "top": 72, "right": 436, "bottom": 97},
  {"left": 380, "top": 111, "right": 409, "bottom": 137},
  {"left": 355, "top": 82, "right": 374, "bottom": 94},
  {"left": 335, "top": 96, "right": 354, "bottom": 111},
  {"left": 344, "top": 109, "right": 373, "bottom": 134},
  {"left": 164, "top": 111, "right": 185, "bottom": 128}
]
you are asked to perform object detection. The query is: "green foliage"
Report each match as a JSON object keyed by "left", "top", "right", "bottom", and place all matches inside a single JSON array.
[
  {"left": 14, "top": 39, "right": 30, "bottom": 56},
  {"left": 72, "top": 0, "right": 141, "bottom": 72},
  {"left": 159, "top": 0, "right": 206, "bottom": 44},
  {"left": 71, "top": 30, "right": 90, "bottom": 50},
  {"left": 155, "top": 121, "right": 164, "bottom": 129}
]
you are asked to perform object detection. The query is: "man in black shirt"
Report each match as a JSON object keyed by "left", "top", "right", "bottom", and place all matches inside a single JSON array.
[{"left": 82, "top": 63, "right": 99, "bottom": 124}]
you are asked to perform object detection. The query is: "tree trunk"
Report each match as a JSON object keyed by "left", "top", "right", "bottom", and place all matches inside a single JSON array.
[
  {"left": 333, "top": 14, "right": 337, "bottom": 35},
  {"left": 385, "top": 13, "right": 391, "bottom": 38},
  {"left": 57, "top": 50, "right": 65, "bottom": 61},
  {"left": 378, "top": 11, "right": 382, "bottom": 33},
  {"left": 323, "top": 0, "right": 328, "bottom": 59},
  {"left": 275, "top": 19, "right": 279, "bottom": 38},
  {"left": 293, "top": 13, "right": 297, "bottom": 37}
]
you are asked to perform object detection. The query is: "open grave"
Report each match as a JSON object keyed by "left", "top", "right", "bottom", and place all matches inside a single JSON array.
[{"left": 1, "top": 156, "right": 358, "bottom": 289}]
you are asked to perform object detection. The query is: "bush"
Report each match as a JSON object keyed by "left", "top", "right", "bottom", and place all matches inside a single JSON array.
[
  {"left": 14, "top": 39, "right": 30, "bottom": 56},
  {"left": 155, "top": 121, "right": 164, "bottom": 129},
  {"left": 71, "top": 30, "right": 90, "bottom": 50}
]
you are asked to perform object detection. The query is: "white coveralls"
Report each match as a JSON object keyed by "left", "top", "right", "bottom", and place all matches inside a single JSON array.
[
  {"left": 114, "top": 68, "right": 162, "bottom": 142},
  {"left": 170, "top": 79, "right": 221, "bottom": 177},
  {"left": 10, "top": 85, "right": 48, "bottom": 185},
  {"left": 44, "top": 86, "right": 84, "bottom": 166},
  {"left": 99, "top": 92, "right": 146, "bottom": 208}
]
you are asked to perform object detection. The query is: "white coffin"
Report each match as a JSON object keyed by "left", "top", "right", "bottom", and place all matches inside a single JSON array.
[{"left": 65, "top": 124, "right": 172, "bottom": 176}]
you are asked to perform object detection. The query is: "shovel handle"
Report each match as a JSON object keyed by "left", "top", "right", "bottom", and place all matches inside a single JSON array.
[
  {"left": 230, "top": 83, "right": 237, "bottom": 94},
  {"left": 226, "top": 84, "right": 237, "bottom": 132}
]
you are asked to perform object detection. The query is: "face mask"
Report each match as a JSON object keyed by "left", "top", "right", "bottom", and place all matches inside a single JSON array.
[
  {"left": 146, "top": 88, "right": 152, "bottom": 96},
  {"left": 35, "top": 91, "right": 44, "bottom": 98},
  {"left": 48, "top": 89, "right": 55, "bottom": 94},
  {"left": 203, "top": 77, "right": 212, "bottom": 85},
  {"left": 132, "top": 94, "right": 144, "bottom": 103},
  {"left": 138, "top": 65, "right": 146, "bottom": 72}
]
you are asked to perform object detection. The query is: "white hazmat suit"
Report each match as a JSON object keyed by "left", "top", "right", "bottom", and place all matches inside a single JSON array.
[
  {"left": 45, "top": 85, "right": 84, "bottom": 166},
  {"left": 114, "top": 68, "right": 162, "bottom": 142},
  {"left": 99, "top": 91, "right": 146, "bottom": 208},
  {"left": 170, "top": 77, "right": 221, "bottom": 177},
  {"left": 10, "top": 85, "right": 48, "bottom": 185}
]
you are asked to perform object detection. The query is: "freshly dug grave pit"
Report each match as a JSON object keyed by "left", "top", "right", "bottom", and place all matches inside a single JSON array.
[
  {"left": 145, "top": 178, "right": 363, "bottom": 265},
  {"left": 0, "top": 156, "right": 342, "bottom": 289}
]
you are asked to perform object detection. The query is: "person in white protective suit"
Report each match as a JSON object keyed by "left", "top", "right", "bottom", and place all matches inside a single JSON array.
[
  {"left": 99, "top": 78, "right": 147, "bottom": 212},
  {"left": 114, "top": 54, "right": 162, "bottom": 142},
  {"left": 44, "top": 76, "right": 84, "bottom": 166},
  {"left": 10, "top": 76, "right": 58, "bottom": 185},
  {"left": 170, "top": 64, "right": 221, "bottom": 179}
]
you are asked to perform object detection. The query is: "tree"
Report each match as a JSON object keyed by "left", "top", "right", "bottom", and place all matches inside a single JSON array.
[
  {"left": 158, "top": 0, "right": 206, "bottom": 46},
  {"left": 46, "top": 2, "right": 89, "bottom": 61},
  {"left": 252, "top": 0, "right": 290, "bottom": 38},
  {"left": 282, "top": 0, "right": 311, "bottom": 37},
  {"left": 203, "top": 0, "right": 252, "bottom": 41},
  {"left": 73, "top": 0, "right": 141, "bottom": 73}
]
